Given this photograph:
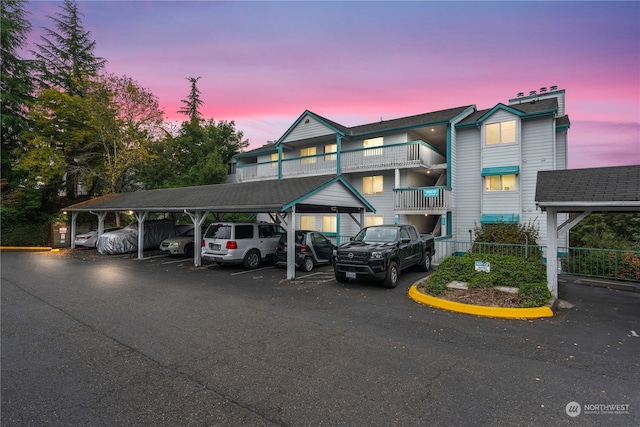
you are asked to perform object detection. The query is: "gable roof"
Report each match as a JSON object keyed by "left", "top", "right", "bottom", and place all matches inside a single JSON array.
[
  {"left": 63, "top": 175, "right": 375, "bottom": 214},
  {"left": 535, "top": 165, "right": 640, "bottom": 212},
  {"left": 457, "top": 98, "right": 562, "bottom": 127}
]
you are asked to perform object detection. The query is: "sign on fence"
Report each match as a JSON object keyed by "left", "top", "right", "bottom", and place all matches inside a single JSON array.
[{"left": 423, "top": 188, "right": 439, "bottom": 198}]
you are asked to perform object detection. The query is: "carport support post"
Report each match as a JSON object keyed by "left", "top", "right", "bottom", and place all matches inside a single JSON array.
[
  {"left": 90, "top": 211, "right": 108, "bottom": 237},
  {"left": 186, "top": 210, "right": 209, "bottom": 267},
  {"left": 135, "top": 211, "right": 148, "bottom": 260},
  {"left": 70, "top": 211, "right": 78, "bottom": 249},
  {"left": 546, "top": 208, "right": 558, "bottom": 299},
  {"left": 286, "top": 206, "right": 296, "bottom": 280}
]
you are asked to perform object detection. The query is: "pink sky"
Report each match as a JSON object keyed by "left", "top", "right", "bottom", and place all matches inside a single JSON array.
[{"left": 23, "top": 1, "right": 640, "bottom": 169}]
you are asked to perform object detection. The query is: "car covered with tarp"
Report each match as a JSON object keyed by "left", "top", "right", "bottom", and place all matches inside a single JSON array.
[{"left": 96, "top": 220, "right": 187, "bottom": 255}]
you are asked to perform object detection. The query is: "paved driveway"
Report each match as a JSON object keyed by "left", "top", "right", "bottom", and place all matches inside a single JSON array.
[{"left": 2, "top": 250, "right": 639, "bottom": 426}]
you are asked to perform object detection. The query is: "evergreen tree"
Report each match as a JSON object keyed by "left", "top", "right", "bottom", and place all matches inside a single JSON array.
[
  {"left": 31, "top": 0, "right": 106, "bottom": 96},
  {"left": 1, "top": 0, "right": 35, "bottom": 189},
  {"left": 29, "top": 0, "right": 106, "bottom": 198},
  {"left": 178, "top": 76, "right": 203, "bottom": 120}
]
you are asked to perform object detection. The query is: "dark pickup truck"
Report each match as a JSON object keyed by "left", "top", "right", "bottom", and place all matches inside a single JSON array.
[{"left": 333, "top": 224, "right": 435, "bottom": 288}]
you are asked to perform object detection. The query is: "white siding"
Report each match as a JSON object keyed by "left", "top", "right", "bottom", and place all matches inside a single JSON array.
[
  {"left": 384, "top": 133, "right": 408, "bottom": 144},
  {"left": 339, "top": 171, "right": 395, "bottom": 237},
  {"left": 282, "top": 115, "right": 335, "bottom": 143},
  {"left": 303, "top": 183, "right": 366, "bottom": 208},
  {"left": 453, "top": 128, "right": 482, "bottom": 242}
]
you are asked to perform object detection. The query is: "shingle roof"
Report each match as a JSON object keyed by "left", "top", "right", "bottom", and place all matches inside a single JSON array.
[
  {"left": 458, "top": 98, "right": 561, "bottom": 126},
  {"left": 341, "top": 105, "right": 474, "bottom": 137},
  {"left": 535, "top": 165, "right": 640, "bottom": 211},
  {"left": 63, "top": 175, "right": 373, "bottom": 213}
]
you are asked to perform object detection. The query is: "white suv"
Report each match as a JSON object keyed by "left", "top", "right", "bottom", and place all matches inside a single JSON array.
[{"left": 201, "top": 222, "right": 285, "bottom": 269}]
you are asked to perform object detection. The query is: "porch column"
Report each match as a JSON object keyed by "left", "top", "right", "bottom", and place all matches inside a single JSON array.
[{"left": 546, "top": 208, "right": 558, "bottom": 298}]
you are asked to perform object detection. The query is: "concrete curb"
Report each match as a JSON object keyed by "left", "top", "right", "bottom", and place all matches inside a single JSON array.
[
  {"left": 0, "top": 246, "right": 55, "bottom": 252},
  {"left": 408, "top": 282, "right": 557, "bottom": 319}
]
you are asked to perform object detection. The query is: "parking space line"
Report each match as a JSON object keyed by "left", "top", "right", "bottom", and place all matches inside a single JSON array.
[
  {"left": 230, "top": 266, "right": 274, "bottom": 276},
  {"left": 161, "top": 259, "right": 188, "bottom": 265}
]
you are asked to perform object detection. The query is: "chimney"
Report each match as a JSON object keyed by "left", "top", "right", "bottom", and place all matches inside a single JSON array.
[
  {"left": 550, "top": 85, "right": 558, "bottom": 91},
  {"left": 539, "top": 87, "right": 547, "bottom": 93},
  {"left": 529, "top": 90, "right": 537, "bottom": 96},
  {"left": 517, "top": 92, "right": 524, "bottom": 97}
]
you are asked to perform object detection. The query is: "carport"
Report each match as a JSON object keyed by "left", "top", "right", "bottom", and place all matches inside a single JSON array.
[
  {"left": 62, "top": 175, "right": 375, "bottom": 279},
  {"left": 535, "top": 165, "right": 640, "bottom": 298}
]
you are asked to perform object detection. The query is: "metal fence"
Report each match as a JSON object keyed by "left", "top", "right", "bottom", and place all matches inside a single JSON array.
[{"left": 434, "top": 240, "right": 640, "bottom": 283}]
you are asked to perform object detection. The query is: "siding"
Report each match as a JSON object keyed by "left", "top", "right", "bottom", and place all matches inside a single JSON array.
[
  {"left": 453, "top": 128, "right": 482, "bottom": 241},
  {"left": 282, "top": 115, "right": 335, "bottom": 143},
  {"left": 339, "top": 170, "right": 395, "bottom": 237}
]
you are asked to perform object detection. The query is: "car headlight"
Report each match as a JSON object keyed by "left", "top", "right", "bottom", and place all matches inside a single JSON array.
[
  {"left": 168, "top": 242, "right": 180, "bottom": 248},
  {"left": 371, "top": 251, "right": 386, "bottom": 259}
]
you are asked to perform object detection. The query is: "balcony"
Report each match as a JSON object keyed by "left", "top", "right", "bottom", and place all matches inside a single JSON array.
[
  {"left": 234, "top": 141, "right": 445, "bottom": 182},
  {"left": 393, "top": 186, "right": 451, "bottom": 214}
]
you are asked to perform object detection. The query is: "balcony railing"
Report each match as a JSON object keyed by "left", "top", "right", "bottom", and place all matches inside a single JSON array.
[
  {"left": 340, "top": 141, "right": 445, "bottom": 173},
  {"left": 234, "top": 141, "right": 445, "bottom": 182},
  {"left": 394, "top": 186, "right": 450, "bottom": 213}
]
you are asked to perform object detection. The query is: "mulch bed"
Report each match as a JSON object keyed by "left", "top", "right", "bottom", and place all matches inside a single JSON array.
[{"left": 438, "top": 287, "right": 522, "bottom": 308}]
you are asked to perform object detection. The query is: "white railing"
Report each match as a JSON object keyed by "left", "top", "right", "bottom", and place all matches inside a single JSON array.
[
  {"left": 281, "top": 155, "right": 337, "bottom": 178},
  {"left": 236, "top": 161, "right": 279, "bottom": 182},
  {"left": 394, "top": 187, "right": 451, "bottom": 212},
  {"left": 234, "top": 141, "right": 445, "bottom": 182},
  {"left": 340, "top": 141, "right": 445, "bottom": 173}
]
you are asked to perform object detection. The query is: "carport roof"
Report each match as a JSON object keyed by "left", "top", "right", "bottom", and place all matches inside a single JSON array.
[
  {"left": 535, "top": 165, "right": 640, "bottom": 212},
  {"left": 63, "top": 175, "right": 375, "bottom": 214}
]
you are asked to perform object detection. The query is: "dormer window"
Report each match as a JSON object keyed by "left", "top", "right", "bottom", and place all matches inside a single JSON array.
[{"left": 485, "top": 120, "right": 516, "bottom": 145}]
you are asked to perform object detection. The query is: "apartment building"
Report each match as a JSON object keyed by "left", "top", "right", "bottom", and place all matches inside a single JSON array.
[{"left": 231, "top": 87, "right": 570, "bottom": 257}]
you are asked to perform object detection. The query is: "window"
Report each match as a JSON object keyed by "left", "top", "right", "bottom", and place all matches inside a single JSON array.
[
  {"left": 300, "top": 215, "right": 316, "bottom": 230},
  {"left": 486, "top": 120, "right": 516, "bottom": 145},
  {"left": 363, "top": 137, "right": 383, "bottom": 156},
  {"left": 362, "top": 175, "right": 383, "bottom": 194},
  {"left": 301, "top": 147, "right": 316, "bottom": 164},
  {"left": 325, "top": 144, "right": 337, "bottom": 161},
  {"left": 322, "top": 215, "right": 336, "bottom": 233},
  {"left": 365, "top": 216, "right": 384, "bottom": 227},
  {"left": 235, "top": 225, "right": 254, "bottom": 239},
  {"left": 485, "top": 174, "right": 517, "bottom": 191},
  {"left": 270, "top": 153, "right": 278, "bottom": 168}
]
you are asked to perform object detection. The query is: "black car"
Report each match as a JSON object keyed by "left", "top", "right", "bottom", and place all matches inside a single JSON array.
[{"left": 275, "top": 230, "right": 334, "bottom": 272}]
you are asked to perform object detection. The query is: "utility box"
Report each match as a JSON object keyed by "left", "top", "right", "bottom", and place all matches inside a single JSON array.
[{"left": 51, "top": 222, "right": 71, "bottom": 248}]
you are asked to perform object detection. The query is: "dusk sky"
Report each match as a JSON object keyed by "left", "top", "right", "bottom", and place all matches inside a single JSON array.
[{"left": 23, "top": 1, "right": 640, "bottom": 169}]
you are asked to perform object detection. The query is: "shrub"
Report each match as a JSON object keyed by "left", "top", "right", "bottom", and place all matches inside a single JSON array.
[{"left": 420, "top": 253, "right": 550, "bottom": 307}]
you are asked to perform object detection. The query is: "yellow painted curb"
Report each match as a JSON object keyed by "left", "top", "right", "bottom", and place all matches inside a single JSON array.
[
  {"left": 0, "top": 246, "right": 54, "bottom": 252},
  {"left": 408, "top": 285, "right": 555, "bottom": 319}
]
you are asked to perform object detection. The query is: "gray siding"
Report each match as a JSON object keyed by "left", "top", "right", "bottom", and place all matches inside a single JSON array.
[
  {"left": 283, "top": 115, "right": 335, "bottom": 143},
  {"left": 453, "top": 128, "right": 482, "bottom": 242}
]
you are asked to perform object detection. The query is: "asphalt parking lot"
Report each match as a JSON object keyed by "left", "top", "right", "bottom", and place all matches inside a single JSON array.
[{"left": 2, "top": 249, "right": 639, "bottom": 426}]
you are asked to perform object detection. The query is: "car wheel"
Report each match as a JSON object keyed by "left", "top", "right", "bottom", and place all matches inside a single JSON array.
[
  {"left": 419, "top": 252, "right": 431, "bottom": 272},
  {"left": 243, "top": 249, "right": 261, "bottom": 270},
  {"left": 183, "top": 243, "right": 194, "bottom": 258},
  {"left": 302, "top": 256, "right": 315, "bottom": 272},
  {"left": 335, "top": 272, "right": 349, "bottom": 283},
  {"left": 383, "top": 261, "right": 399, "bottom": 289}
]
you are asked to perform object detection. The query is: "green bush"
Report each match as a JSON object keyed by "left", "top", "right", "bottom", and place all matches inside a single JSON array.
[{"left": 420, "top": 253, "right": 550, "bottom": 307}]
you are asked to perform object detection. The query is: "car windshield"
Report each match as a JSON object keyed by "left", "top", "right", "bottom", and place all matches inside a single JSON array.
[
  {"left": 278, "top": 232, "right": 305, "bottom": 244},
  {"left": 353, "top": 227, "right": 397, "bottom": 243}
]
